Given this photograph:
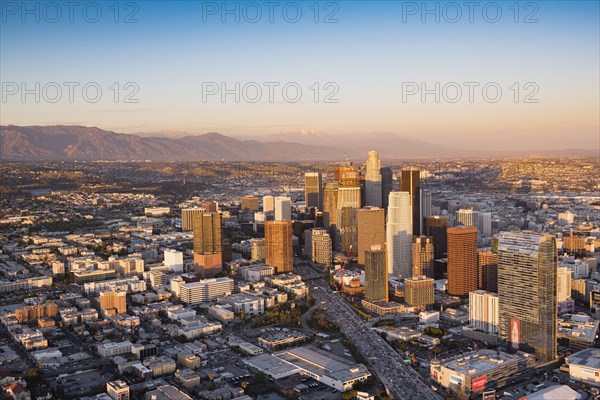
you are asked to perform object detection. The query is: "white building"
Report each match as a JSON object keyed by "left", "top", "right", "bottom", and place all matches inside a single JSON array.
[
  {"left": 469, "top": 290, "right": 499, "bottom": 334},
  {"left": 558, "top": 211, "right": 575, "bottom": 225},
  {"left": 558, "top": 266, "right": 573, "bottom": 303},
  {"left": 164, "top": 249, "right": 184, "bottom": 272},
  {"left": 456, "top": 208, "right": 479, "bottom": 229},
  {"left": 263, "top": 195, "right": 275, "bottom": 213},
  {"left": 364, "top": 151, "right": 382, "bottom": 207},
  {"left": 386, "top": 191, "right": 412, "bottom": 278},
  {"left": 565, "top": 347, "right": 600, "bottom": 387},
  {"left": 179, "top": 277, "right": 234, "bottom": 305},
  {"left": 97, "top": 341, "right": 132, "bottom": 357},
  {"left": 239, "top": 265, "right": 274, "bottom": 282},
  {"left": 274, "top": 196, "right": 292, "bottom": 221}
]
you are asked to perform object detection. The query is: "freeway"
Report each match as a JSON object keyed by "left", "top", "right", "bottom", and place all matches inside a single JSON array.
[{"left": 310, "top": 278, "right": 443, "bottom": 399}]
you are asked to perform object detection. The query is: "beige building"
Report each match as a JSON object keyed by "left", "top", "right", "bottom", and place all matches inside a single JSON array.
[
  {"left": 251, "top": 238, "right": 266, "bottom": 262},
  {"left": 181, "top": 207, "right": 205, "bottom": 231},
  {"left": 99, "top": 289, "right": 126, "bottom": 315},
  {"left": 357, "top": 207, "right": 385, "bottom": 265},
  {"left": 412, "top": 236, "right": 434, "bottom": 278},
  {"left": 311, "top": 228, "right": 332, "bottom": 266},
  {"left": 193, "top": 212, "right": 223, "bottom": 276},
  {"left": 305, "top": 172, "right": 323, "bottom": 210},
  {"left": 404, "top": 275, "right": 434, "bottom": 306},
  {"left": 106, "top": 380, "right": 129, "bottom": 400},
  {"left": 241, "top": 196, "right": 259, "bottom": 212},
  {"left": 15, "top": 302, "right": 58, "bottom": 323}
]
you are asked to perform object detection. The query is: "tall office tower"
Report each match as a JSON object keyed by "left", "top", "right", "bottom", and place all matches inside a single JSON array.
[
  {"left": 251, "top": 238, "right": 266, "bottom": 262},
  {"left": 380, "top": 167, "right": 393, "bottom": 210},
  {"left": 263, "top": 196, "right": 275, "bottom": 213},
  {"left": 456, "top": 208, "right": 479, "bottom": 229},
  {"left": 357, "top": 207, "right": 385, "bottom": 265},
  {"left": 201, "top": 201, "right": 218, "bottom": 213},
  {"left": 265, "top": 220, "right": 293, "bottom": 274},
  {"left": 274, "top": 196, "right": 292, "bottom": 221},
  {"left": 336, "top": 186, "right": 361, "bottom": 256},
  {"left": 193, "top": 212, "right": 223, "bottom": 276},
  {"left": 557, "top": 266, "right": 572, "bottom": 303},
  {"left": 412, "top": 236, "right": 434, "bottom": 278},
  {"left": 424, "top": 216, "right": 448, "bottom": 260},
  {"left": 311, "top": 228, "right": 332, "bottom": 266},
  {"left": 181, "top": 207, "right": 205, "bottom": 231},
  {"left": 305, "top": 172, "right": 323, "bottom": 210},
  {"left": 386, "top": 191, "right": 413, "bottom": 278},
  {"left": 469, "top": 290, "right": 499, "bottom": 334},
  {"left": 421, "top": 189, "right": 432, "bottom": 221},
  {"left": 241, "top": 196, "right": 259, "bottom": 212},
  {"left": 497, "top": 232, "right": 557, "bottom": 362},
  {"left": 447, "top": 226, "right": 478, "bottom": 297},
  {"left": 99, "top": 289, "right": 126, "bottom": 314},
  {"left": 400, "top": 169, "right": 421, "bottom": 235},
  {"left": 404, "top": 275, "right": 434, "bottom": 307},
  {"left": 364, "top": 151, "right": 382, "bottom": 207},
  {"left": 322, "top": 182, "right": 340, "bottom": 229},
  {"left": 479, "top": 212, "right": 492, "bottom": 237},
  {"left": 478, "top": 250, "right": 498, "bottom": 293},
  {"left": 364, "top": 246, "right": 388, "bottom": 302}
]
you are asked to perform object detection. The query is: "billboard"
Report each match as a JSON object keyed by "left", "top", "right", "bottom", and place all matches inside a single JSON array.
[
  {"left": 482, "top": 390, "right": 496, "bottom": 400},
  {"left": 510, "top": 318, "right": 520, "bottom": 351},
  {"left": 472, "top": 375, "right": 487, "bottom": 391}
]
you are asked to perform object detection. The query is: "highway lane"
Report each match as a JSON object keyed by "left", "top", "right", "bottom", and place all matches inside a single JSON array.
[{"left": 310, "top": 279, "right": 443, "bottom": 399}]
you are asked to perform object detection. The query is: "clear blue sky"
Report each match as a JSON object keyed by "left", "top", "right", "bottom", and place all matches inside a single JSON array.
[{"left": 1, "top": 1, "right": 598, "bottom": 150}]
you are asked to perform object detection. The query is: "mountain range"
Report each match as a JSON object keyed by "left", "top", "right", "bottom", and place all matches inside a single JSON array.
[{"left": 1, "top": 125, "right": 596, "bottom": 161}]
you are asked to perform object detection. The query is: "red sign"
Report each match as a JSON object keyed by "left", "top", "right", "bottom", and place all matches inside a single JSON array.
[
  {"left": 472, "top": 375, "right": 487, "bottom": 391},
  {"left": 510, "top": 318, "right": 521, "bottom": 351}
]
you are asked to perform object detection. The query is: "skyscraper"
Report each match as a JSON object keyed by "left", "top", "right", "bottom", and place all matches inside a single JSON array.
[
  {"left": 380, "top": 167, "right": 393, "bottom": 210},
  {"left": 265, "top": 220, "right": 293, "bottom": 274},
  {"left": 421, "top": 189, "right": 432, "bottom": 221},
  {"left": 412, "top": 236, "right": 434, "bottom": 278},
  {"left": 469, "top": 290, "right": 499, "bottom": 334},
  {"left": 322, "top": 182, "right": 339, "bottom": 229},
  {"left": 479, "top": 212, "right": 492, "bottom": 237},
  {"left": 364, "top": 246, "right": 388, "bottom": 303},
  {"left": 305, "top": 172, "right": 323, "bottom": 210},
  {"left": 357, "top": 207, "right": 385, "bottom": 265},
  {"left": 311, "top": 228, "right": 332, "bottom": 266},
  {"left": 193, "top": 212, "right": 223, "bottom": 276},
  {"left": 400, "top": 169, "right": 421, "bottom": 235},
  {"left": 478, "top": 250, "right": 498, "bottom": 293},
  {"left": 181, "top": 207, "right": 205, "bottom": 231},
  {"left": 447, "top": 226, "right": 478, "bottom": 297},
  {"left": 424, "top": 216, "right": 448, "bottom": 260},
  {"left": 386, "top": 191, "right": 412, "bottom": 278},
  {"left": 364, "top": 151, "right": 382, "bottom": 207},
  {"left": 336, "top": 186, "right": 361, "bottom": 256},
  {"left": 404, "top": 275, "right": 434, "bottom": 307},
  {"left": 274, "top": 196, "right": 292, "bottom": 221},
  {"left": 497, "top": 231, "right": 557, "bottom": 362},
  {"left": 263, "top": 195, "right": 275, "bottom": 213}
]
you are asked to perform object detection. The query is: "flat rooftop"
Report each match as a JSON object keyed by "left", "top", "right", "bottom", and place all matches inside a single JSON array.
[
  {"left": 274, "top": 346, "right": 370, "bottom": 383},
  {"left": 244, "top": 353, "right": 299, "bottom": 377},
  {"left": 566, "top": 348, "right": 600, "bottom": 368},
  {"left": 442, "top": 349, "right": 527, "bottom": 377}
]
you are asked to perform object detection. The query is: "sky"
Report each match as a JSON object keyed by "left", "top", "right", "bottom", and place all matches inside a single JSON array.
[{"left": 1, "top": 0, "right": 599, "bottom": 151}]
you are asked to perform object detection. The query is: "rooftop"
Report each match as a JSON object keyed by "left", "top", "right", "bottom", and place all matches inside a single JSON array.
[
  {"left": 441, "top": 349, "right": 531, "bottom": 377},
  {"left": 566, "top": 348, "right": 600, "bottom": 368}
]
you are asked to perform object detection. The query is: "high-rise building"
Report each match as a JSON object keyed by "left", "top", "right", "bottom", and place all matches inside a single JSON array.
[
  {"left": 357, "top": 207, "right": 385, "bottom": 265},
  {"left": 274, "top": 196, "right": 292, "bottom": 221},
  {"left": 241, "top": 196, "right": 259, "bottom": 212},
  {"left": 364, "top": 246, "right": 388, "bottom": 302},
  {"left": 479, "top": 212, "right": 492, "bottom": 237},
  {"left": 557, "top": 266, "right": 572, "bottom": 303},
  {"left": 322, "top": 182, "right": 339, "bottom": 230},
  {"left": 412, "top": 236, "right": 434, "bottom": 278},
  {"left": 263, "top": 196, "right": 275, "bottom": 213},
  {"left": 497, "top": 231, "right": 557, "bottom": 362},
  {"left": 400, "top": 169, "right": 421, "bottom": 235},
  {"left": 478, "top": 250, "right": 498, "bottom": 293},
  {"left": 335, "top": 165, "right": 360, "bottom": 187},
  {"left": 201, "top": 201, "right": 218, "bottom": 213},
  {"left": 181, "top": 208, "right": 205, "bottom": 231},
  {"left": 336, "top": 186, "right": 361, "bottom": 256},
  {"left": 386, "top": 191, "right": 412, "bottom": 278},
  {"left": 380, "top": 167, "right": 393, "bottom": 210},
  {"left": 424, "top": 216, "right": 448, "bottom": 260},
  {"left": 447, "top": 226, "right": 478, "bottom": 297},
  {"left": 404, "top": 275, "right": 434, "bottom": 307},
  {"left": 265, "top": 220, "right": 293, "bottom": 274},
  {"left": 251, "top": 238, "right": 266, "bottom": 262},
  {"left": 305, "top": 172, "right": 323, "bottom": 210},
  {"left": 364, "top": 151, "right": 382, "bottom": 207},
  {"left": 421, "top": 189, "right": 432, "bottom": 222},
  {"left": 311, "top": 228, "right": 332, "bottom": 266},
  {"left": 179, "top": 278, "right": 234, "bottom": 305},
  {"left": 99, "top": 289, "right": 126, "bottom": 315},
  {"left": 469, "top": 290, "right": 499, "bottom": 334},
  {"left": 456, "top": 208, "right": 479, "bottom": 229},
  {"left": 193, "top": 212, "right": 223, "bottom": 276}
]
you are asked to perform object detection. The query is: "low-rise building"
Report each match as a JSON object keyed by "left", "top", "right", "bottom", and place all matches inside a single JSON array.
[
  {"left": 97, "top": 341, "right": 132, "bottom": 358},
  {"left": 564, "top": 347, "right": 600, "bottom": 387},
  {"left": 558, "top": 314, "right": 600, "bottom": 351}
]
